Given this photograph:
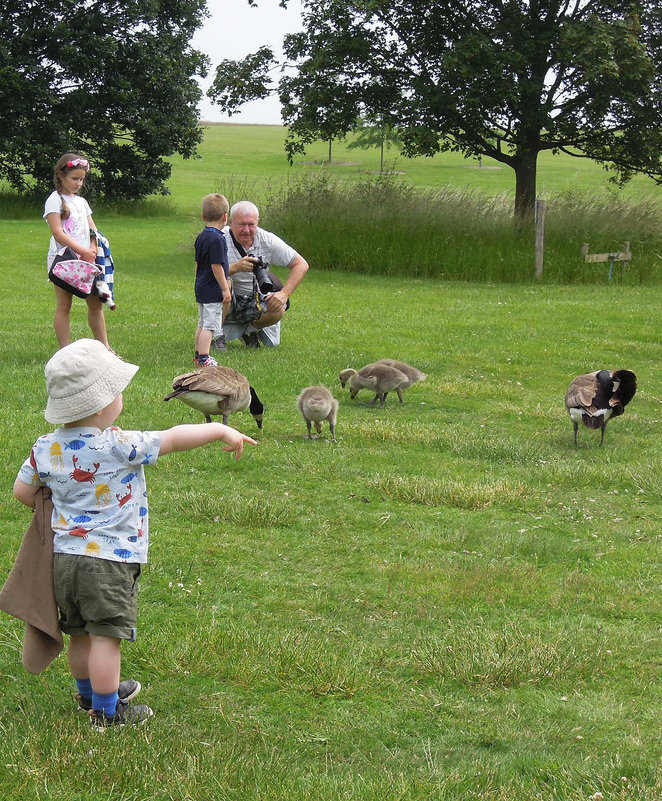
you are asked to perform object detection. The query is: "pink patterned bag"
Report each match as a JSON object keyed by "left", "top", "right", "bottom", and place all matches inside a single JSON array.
[{"left": 48, "top": 247, "right": 101, "bottom": 299}]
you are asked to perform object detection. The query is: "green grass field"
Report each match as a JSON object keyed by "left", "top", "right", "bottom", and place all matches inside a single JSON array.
[
  {"left": 162, "top": 123, "right": 662, "bottom": 214},
  {"left": 0, "top": 125, "right": 660, "bottom": 800}
]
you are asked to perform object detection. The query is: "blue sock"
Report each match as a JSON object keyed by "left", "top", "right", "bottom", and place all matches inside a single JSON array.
[
  {"left": 75, "top": 677, "right": 93, "bottom": 701},
  {"left": 93, "top": 690, "right": 119, "bottom": 716}
]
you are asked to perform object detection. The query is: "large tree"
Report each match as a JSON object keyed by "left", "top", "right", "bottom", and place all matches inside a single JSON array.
[
  {"left": 210, "top": 0, "right": 662, "bottom": 220},
  {"left": 0, "top": 0, "right": 209, "bottom": 199}
]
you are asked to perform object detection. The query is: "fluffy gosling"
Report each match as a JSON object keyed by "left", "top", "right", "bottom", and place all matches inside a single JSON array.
[
  {"left": 340, "top": 363, "right": 409, "bottom": 407},
  {"left": 376, "top": 359, "right": 427, "bottom": 402},
  {"left": 297, "top": 386, "right": 338, "bottom": 440}
]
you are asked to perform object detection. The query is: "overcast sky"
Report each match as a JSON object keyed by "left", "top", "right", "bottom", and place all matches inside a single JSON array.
[{"left": 192, "top": 0, "right": 305, "bottom": 125}]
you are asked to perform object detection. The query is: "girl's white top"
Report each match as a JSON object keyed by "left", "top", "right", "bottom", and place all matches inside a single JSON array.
[{"left": 44, "top": 190, "right": 93, "bottom": 259}]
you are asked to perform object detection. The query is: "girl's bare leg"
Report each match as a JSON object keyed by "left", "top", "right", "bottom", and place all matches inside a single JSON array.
[
  {"left": 53, "top": 285, "right": 73, "bottom": 347},
  {"left": 85, "top": 295, "right": 110, "bottom": 348}
]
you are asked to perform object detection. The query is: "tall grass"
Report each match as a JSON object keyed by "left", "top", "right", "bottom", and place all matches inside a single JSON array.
[{"left": 263, "top": 173, "right": 662, "bottom": 284}]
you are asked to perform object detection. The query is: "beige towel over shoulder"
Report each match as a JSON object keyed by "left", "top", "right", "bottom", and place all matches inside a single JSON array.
[{"left": 0, "top": 488, "right": 63, "bottom": 674}]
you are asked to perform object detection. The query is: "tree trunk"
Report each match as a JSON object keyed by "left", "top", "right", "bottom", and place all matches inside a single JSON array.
[
  {"left": 328, "top": 138, "right": 332, "bottom": 164},
  {"left": 380, "top": 137, "right": 384, "bottom": 173},
  {"left": 513, "top": 149, "right": 538, "bottom": 226}
]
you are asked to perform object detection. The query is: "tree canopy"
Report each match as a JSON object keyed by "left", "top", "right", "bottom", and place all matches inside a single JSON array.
[
  {"left": 209, "top": 0, "right": 662, "bottom": 219},
  {"left": 0, "top": 0, "right": 209, "bottom": 199}
]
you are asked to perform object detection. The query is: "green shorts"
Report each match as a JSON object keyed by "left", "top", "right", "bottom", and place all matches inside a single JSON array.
[{"left": 53, "top": 553, "right": 141, "bottom": 641}]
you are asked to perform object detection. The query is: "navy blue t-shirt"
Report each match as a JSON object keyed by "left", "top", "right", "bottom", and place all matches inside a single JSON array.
[{"left": 194, "top": 227, "right": 229, "bottom": 303}]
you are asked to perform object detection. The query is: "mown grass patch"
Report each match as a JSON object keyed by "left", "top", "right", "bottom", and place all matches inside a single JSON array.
[{"left": 370, "top": 474, "right": 527, "bottom": 510}]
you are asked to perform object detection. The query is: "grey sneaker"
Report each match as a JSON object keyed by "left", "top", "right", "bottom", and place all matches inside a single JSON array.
[
  {"left": 211, "top": 335, "right": 227, "bottom": 351},
  {"left": 76, "top": 679, "right": 142, "bottom": 711},
  {"left": 90, "top": 699, "right": 154, "bottom": 731},
  {"left": 241, "top": 332, "right": 260, "bottom": 348}
]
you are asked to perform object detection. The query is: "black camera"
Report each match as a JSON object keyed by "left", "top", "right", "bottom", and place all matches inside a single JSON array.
[{"left": 248, "top": 254, "right": 273, "bottom": 293}]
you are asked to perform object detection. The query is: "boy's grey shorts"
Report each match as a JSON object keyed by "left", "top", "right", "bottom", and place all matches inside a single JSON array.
[
  {"left": 197, "top": 302, "right": 223, "bottom": 332},
  {"left": 53, "top": 553, "right": 141, "bottom": 641}
]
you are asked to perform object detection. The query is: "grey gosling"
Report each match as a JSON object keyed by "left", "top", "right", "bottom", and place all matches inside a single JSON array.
[
  {"left": 297, "top": 386, "right": 338, "bottom": 440},
  {"left": 164, "top": 365, "right": 264, "bottom": 428},
  {"left": 376, "top": 359, "right": 427, "bottom": 402},
  {"left": 564, "top": 369, "right": 636, "bottom": 445},
  {"left": 340, "top": 363, "right": 409, "bottom": 407}
]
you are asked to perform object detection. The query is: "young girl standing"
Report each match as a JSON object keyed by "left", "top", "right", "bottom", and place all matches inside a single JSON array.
[{"left": 44, "top": 153, "right": 110, "bottom": 349}]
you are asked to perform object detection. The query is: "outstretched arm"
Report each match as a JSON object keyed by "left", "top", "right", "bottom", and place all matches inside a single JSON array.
[{"left": 159, "top": 423, "right": 257, "bottom": 460}]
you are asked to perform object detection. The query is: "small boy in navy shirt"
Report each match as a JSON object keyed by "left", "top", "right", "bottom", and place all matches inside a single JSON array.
[{"left": 194, "top": 194, "right": 231, "bottom": 365}]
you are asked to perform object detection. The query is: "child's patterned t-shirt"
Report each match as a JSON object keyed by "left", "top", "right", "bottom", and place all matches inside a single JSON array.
[{"left": 18, "top": 426, "right": 161, "bottom": 563}]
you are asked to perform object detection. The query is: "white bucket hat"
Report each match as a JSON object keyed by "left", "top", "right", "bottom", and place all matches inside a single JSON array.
[{"left": 44, "top": 339, "right": 139, "bottom": 424}]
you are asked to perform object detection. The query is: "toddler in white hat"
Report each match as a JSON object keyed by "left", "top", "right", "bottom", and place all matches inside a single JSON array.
[{"left": 14, "top": 339, "right": 256, "bottom": 730}]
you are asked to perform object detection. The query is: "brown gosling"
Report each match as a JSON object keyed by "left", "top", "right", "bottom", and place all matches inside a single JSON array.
[
  {"left": 297, "top": 386, "right": 338, "bottom": 440},
  {"left": 341, "top": 363, "right": 409, "bottom": 407},
  {"left": 564, "top": 369, "right": 636, "bottom": 446},
  {"left": 164, "top": 365, "right": 264, "bottom": 428}
]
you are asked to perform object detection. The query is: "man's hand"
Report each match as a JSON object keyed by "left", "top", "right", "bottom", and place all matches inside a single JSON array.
[
  {"left": 266, "top": 290, "right": 288, "bottom": 313},
  {"left": 231, "top": 256, "right": 259, "bottom": 274}
]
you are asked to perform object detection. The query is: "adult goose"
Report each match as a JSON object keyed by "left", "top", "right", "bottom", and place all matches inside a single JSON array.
[
  {"left": 164, "top": 366, "right": 264, "bottom": 428},
  {"left": 564, "top": 369, "right": 636, "bottom": 445}
]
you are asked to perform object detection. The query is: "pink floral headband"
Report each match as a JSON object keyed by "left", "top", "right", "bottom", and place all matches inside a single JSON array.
[{"left": 66, "top": 158, "right": 90, "bottom": 171}]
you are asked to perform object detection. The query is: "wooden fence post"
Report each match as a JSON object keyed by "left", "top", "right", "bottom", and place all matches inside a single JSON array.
[{"left": 535, "top": 199, "right": 546, "bottom": 278}]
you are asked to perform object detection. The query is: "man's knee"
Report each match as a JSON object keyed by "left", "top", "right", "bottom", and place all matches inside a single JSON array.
[{"left": 257, "top": 321, "right": 281, "bottom": 347}]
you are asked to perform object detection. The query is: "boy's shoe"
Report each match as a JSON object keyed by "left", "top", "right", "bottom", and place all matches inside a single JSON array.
[
  {"left": 241, "top": 332, "right": 260, "bottom": 348},
  {"left": 195, "top": 354, "right": 218, "bottom": 367},
  {"left": 90, "top": 699, "right": 154, "bottom": 731},
  {"left": 211, "top": 335, "right": 227, "bottom": 351},
  {"left": 76, "top": 678, "right": 142, "bottom": 711}
]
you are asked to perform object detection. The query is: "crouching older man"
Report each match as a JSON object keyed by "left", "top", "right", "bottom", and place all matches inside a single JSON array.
[{"left": 213, "top": 200, "right": 309, "bottom": 348}]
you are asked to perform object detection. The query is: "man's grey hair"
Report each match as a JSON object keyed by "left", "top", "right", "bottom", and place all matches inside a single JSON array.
[{"left": 230, "top": 200, "right": 260, "bottom": 220}]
